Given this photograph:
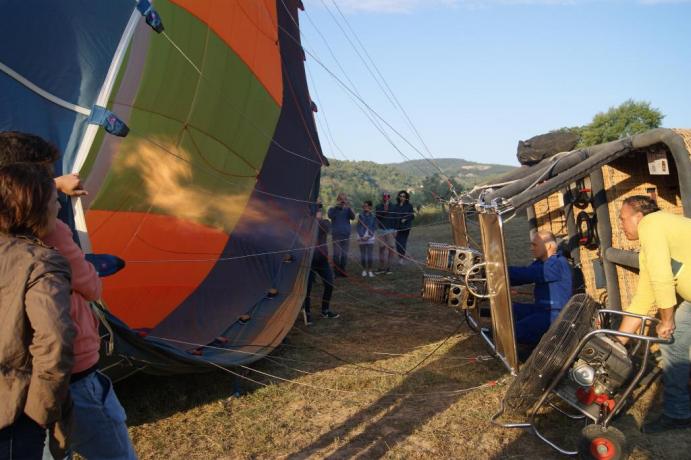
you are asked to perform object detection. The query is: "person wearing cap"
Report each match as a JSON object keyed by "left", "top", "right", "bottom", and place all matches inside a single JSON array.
[{"left": 375, "top": 192, "right": 397, "bottom": 274}]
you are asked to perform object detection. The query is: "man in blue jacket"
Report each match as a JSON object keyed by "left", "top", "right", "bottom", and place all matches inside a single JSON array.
[
  {"left": 328, "top": 192, "right": 355, "bottom": 277},
  {"left": 508, "top": 231, "right": 572, "bottom": 345}
]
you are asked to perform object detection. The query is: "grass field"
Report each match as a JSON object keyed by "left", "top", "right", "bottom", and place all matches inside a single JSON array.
[{"left": 115, "top": 215, "right": 689, "bottom": 459}]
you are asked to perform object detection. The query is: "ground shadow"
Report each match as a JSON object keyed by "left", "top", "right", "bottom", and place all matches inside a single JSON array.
[
  {"left": 116, "top": 217, "right": 531, "bottom": 431},
  {"left": 285, "top": 335, "right": 505, "bottom": 459},
  {"left": 115, "top": 367, "right": 242, "bottom": 426}
]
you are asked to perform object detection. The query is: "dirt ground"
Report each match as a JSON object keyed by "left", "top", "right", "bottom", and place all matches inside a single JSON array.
[{"left": 114, "top": 216, "right": 691, "bottom": 459}]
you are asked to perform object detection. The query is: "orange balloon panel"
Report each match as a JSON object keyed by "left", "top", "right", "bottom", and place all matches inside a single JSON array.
[
  {"left": 171, "top": 0, "right": 282, "bottom": 105},
  {"left": 86, "top": 210, "right": 229, "bottom": 329}
]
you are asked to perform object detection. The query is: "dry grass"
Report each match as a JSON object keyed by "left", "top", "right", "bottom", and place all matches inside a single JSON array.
[{"left": 115, "top": 217, "right": 689, "bottom": 459}]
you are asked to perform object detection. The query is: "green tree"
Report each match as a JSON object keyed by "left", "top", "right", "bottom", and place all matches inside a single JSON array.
[
  {"left": 419, "top": 173, "right": 464, "bottom": 210},
  {"left": 318, "top": 159, "right": 415, "bottom": 208},
  {"left": 578, "top": 99, "right": 664, "bottom": 147}
]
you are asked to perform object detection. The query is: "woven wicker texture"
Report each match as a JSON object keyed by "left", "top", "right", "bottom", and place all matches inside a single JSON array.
[
  {"left": 533, "top": 192, "right": 568, "bottom": 239},
  {"left": 532, "top": 188, "right": 607, "bottom": 302},
  {"left": 672, "top": 129, "right": 691, "bottom": 156},
  {"left": 524, "top": 131, "right": 690, "bottom": 310},
  {"left": 579, "top": 250, "right": 608, "bottom": 303},
  {"left": 531, "top": 135, "right": 691, "bottom": 307},
  {"left": 572, "top": 177, "right": 608, "bottom": 303},
  {"left": 602, "top": 142, "right": 684, "bottom": 307}
]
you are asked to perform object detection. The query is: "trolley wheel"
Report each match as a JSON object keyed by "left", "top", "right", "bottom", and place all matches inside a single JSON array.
[{"left": 578, "top": 424, "right": 627, "bottom": 460}]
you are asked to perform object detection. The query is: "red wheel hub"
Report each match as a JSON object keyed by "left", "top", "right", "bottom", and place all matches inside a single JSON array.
[{"left": 590, "top": 437, "right": 617, "bottom": 460}]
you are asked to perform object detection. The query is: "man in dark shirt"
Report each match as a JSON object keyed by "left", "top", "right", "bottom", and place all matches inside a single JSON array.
[
  {"left": 392, "top": 190, "right": 415, "bottom": 264},
  {"left": 375, "top": 192, "right": 397, "bottom": 274},
  {"left": 303, "top": 204, "right": 339, "bottom": 324},
  {"left": 328, "top": 192, "right": 355, "bottom": 277},
  {"left": 508, "top": 231, "right": 572, "bottom": 344}
]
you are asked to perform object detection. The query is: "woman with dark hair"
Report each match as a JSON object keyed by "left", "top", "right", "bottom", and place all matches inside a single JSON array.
[
  {"left": 0, "top": 163, "right": 74, "bottom": 459},
  {"left": 393, "top": 190, "right": 414, "bottom": 264},
  {"left": 0, "top": 131, "right": 136, "bottom": 458},
  {"left": 0, "top": 131, "right": 88, "bottom": 199}
]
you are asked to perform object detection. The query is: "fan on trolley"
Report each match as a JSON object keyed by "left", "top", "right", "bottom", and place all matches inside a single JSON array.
[{"left": 494, "top": 293, "right": 668, "bottom": 460}]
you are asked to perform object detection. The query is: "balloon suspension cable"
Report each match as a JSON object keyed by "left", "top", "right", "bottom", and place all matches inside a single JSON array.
[
  {"left": 165, "top": 339, "right": 504, "bottom": 400},
  {"left": 282, "top": 0, "right": 453, "bottom": 185}
]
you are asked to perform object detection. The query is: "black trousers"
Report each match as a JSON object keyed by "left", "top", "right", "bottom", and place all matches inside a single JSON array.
[
  {"left": 395, "top": 229, "right": 411, "bottom": 257},
  {"left": 332, "top": 237, "right": 350, "bottom": 274},
  {"left": 303, "top": 258, "right": 334, "bottom": 314},
  {"left": 0, "top": 414, "right": 46, "bottom": 460}
]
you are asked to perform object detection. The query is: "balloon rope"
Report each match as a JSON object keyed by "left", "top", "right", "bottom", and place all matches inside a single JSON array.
[
  {"left": 121, "top": 218, "right": 450, "bottom": 264},
  {"left": 145, "top": 336, "right": 503, "bottom": 399}
]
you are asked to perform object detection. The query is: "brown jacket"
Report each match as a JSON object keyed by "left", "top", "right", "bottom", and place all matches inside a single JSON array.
[{"left": 0, "top": 234, "right": 75, "bottom": 430}]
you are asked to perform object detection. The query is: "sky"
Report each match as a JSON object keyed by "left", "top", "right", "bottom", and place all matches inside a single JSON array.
[{"left": 299, "top": 0, "right": 691, "bottom": 168}]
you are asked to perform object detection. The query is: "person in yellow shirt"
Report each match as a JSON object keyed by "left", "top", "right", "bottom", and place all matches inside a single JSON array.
[{"left": 617, "top": 195, "right": 691, "bottom": 433}]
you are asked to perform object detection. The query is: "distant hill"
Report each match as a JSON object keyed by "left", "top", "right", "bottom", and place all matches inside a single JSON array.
[
  {"left": 320, "top": 157, "right": 516, "bottom": 208},
  {"left": 320, "top": 159, "right": 414, "bottom": 207},
  {"left": 387, "top": 158, "right": 515, "bottom": 183}
]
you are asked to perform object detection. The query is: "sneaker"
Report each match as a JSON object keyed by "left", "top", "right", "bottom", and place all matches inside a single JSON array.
[
  {"left": 398, "top": 258, "right": 404, "bottom": 265},
  {"left": 642, "top": 414, "right": 691, "bottom": 433},
  {"left": 361, "top": 270, "right": 367, "bottom": 277},
  {"left": 374, "top": 269, "right": 385, "bottom": 274},
  {"left": 321, "top": 310, "right": 340, "bottom": 319},
  {"left": 385, "top": 268, "right": 393, "bottom": 275},
  {"left": 304, "top": 312, "right": 313, "bottom": 326},
  {"left": 368, "top": 271, "right": 375, "bottom": 277}
]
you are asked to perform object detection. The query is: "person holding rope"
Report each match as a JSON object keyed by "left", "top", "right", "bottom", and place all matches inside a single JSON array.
[
  {"left": 0, "top": 163, "right": 74, "bottom": 459},
  {"left": 0, "top": 131, "right": 136, "bottom": 458},
  {"left": 616, "top": 195, "right": 691, "bottom": 433},
  {"left": 303, "top": 202, "right": 340, "bottom": 325}
]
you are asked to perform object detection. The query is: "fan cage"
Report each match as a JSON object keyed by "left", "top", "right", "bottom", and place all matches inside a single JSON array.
[{"left": 502, "top": 293, "right": 600, "bottom": 414}]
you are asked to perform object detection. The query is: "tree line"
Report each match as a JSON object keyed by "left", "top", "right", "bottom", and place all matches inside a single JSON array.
[{"left": 319, "top": 100, "right": 664, "bottom": 209}]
